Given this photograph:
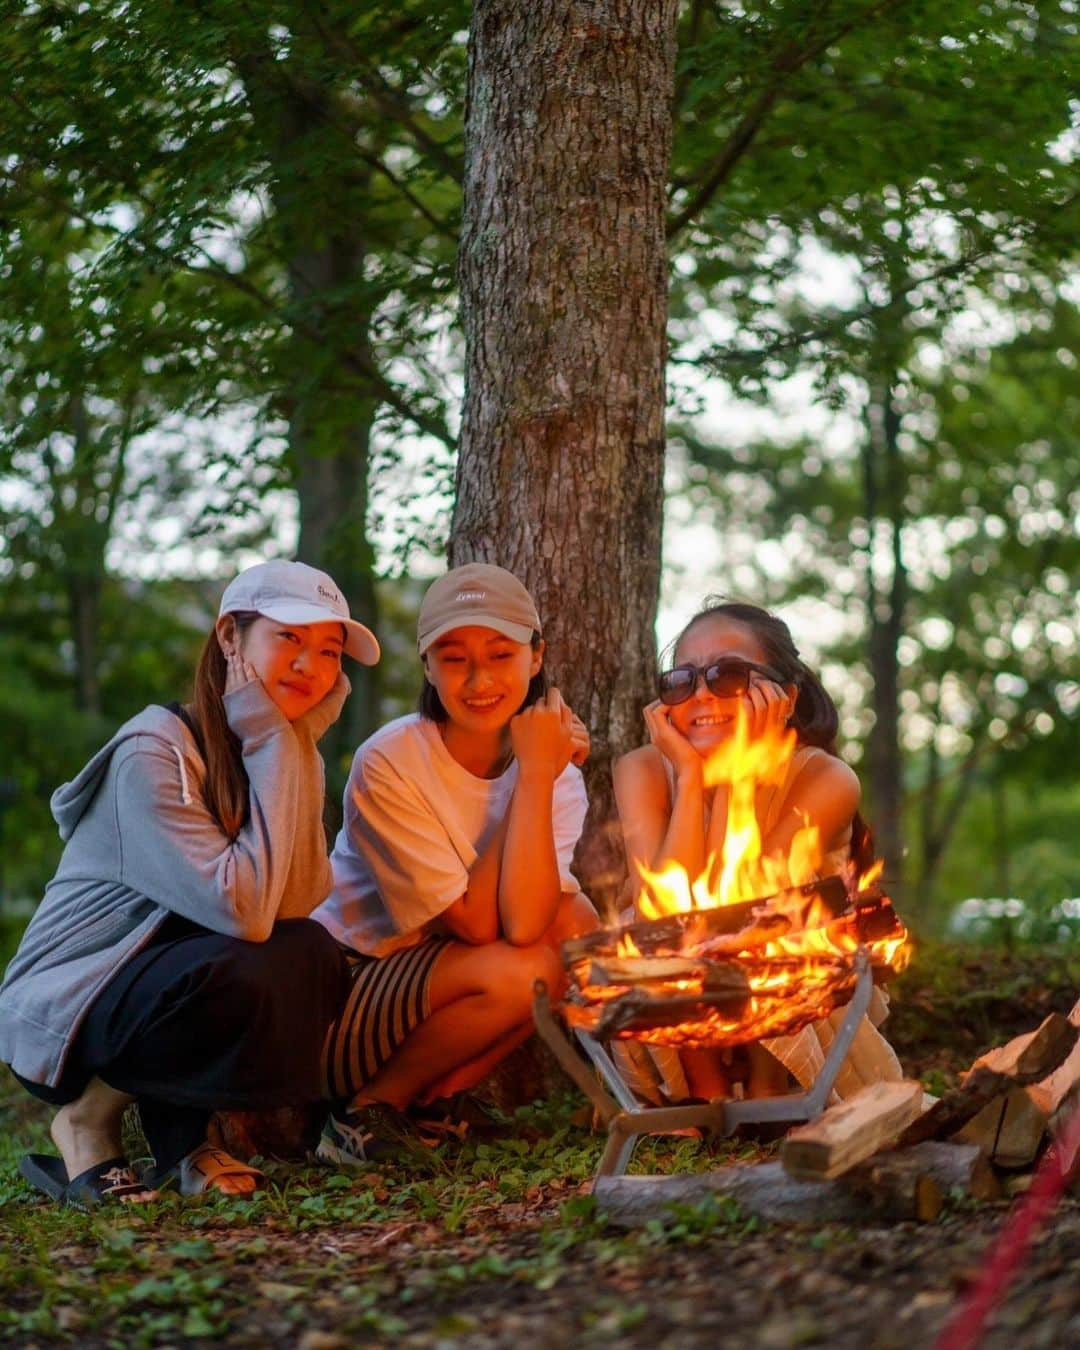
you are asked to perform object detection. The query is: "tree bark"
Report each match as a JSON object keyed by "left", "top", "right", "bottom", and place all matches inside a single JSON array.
[
  {"left": 861, "top": 377, "right": 906, "bottom": 901},
  {"left": 454, "top": 0, "right": 679, "bottom": 912},
  {"left": 235, "top": 34, "right": 383, "bottom": 803}
]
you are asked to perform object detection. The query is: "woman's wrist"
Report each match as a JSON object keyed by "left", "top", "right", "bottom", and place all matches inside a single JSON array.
[
  {"left": 672, "top": 758, "right": 704, "bottom": 791},
  {"left": 515, "top": 759, "right": 559, "bottom": 788}
]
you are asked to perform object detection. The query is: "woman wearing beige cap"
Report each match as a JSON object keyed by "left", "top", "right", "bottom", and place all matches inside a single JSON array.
[
  {"left": 0, "top": 560, "right": 378, "bottom": 1208},
  {"left": 313, "top": 562, "right": 597, "bottom": 1162}
]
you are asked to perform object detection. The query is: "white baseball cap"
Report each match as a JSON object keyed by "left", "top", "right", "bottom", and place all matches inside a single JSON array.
[{"left": 219, "top": 561, "right": 380, "bottom": 665}]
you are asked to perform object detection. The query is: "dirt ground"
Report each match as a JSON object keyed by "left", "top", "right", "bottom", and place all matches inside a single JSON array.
[{"left": 1, "top": 942, "right": 1077, "bottom": 1347}]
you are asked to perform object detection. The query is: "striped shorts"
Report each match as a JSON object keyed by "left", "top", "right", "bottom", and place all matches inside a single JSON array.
[{"left": 321, "top": 937, "right": 448, "bottom": 1103}]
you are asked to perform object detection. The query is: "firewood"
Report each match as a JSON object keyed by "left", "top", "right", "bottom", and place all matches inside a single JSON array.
[
  {"left": 955, "top": 999, "right": 1080, "bottom": 1167},
  {"left": 1042, "top": 997, "right": 1080, "bottom": 1136},
  {"left": 963, "top": 1010, "right": 1078, "bottom": 1088},
  {"left": 957, "top": 1087, "right": 1051, "bottom": 1170},
  {"left": 842, "top": 1149, "right": 943, "bottom": 1221},
  {"left": 848, "top": 1141, "right": 1000, "bottom": 1206},
  {"left": 898, "top": 1011, "right": 1079, "bottom": 1147},
  {"left": 596, "top": 1158, "right": 936, "bottom": 1226},
  {"left": 587, "top": 954, "right": 710, "bottom": 985},
  {"left": 780, "top": 1079, "right": 926, "bottom": 1180},
  {"left": 590, "top": 973, "right": 752, "bottom": 1040},
  {"left": 561, "top": 875, "right": 851, "bottom": 966}
]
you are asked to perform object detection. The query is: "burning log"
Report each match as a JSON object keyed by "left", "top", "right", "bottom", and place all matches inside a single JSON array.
[
  {"left": 898, "top": 1010, "right": 1079, "bottom": 1149},
  {"left": 780, "top": 1079, "right": 926, "bottom": 1180},
  {"left": 562, "top": 875, "right": 851, "bottom": 966},
  {"left": 561, "top": 874, "right": 906, "bottom": 1050},
  {"left": 570, "top": 987, "right": 751, "bottom": 1041},
  {"left": 563, "top": 951, "right": 871, "bottom": 1047}
]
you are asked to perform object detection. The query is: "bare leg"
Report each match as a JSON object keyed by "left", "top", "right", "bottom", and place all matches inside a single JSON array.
[
  {"left": 419, "top": 1021, "right": 535, "bottom": 1103},
  {"left": 543, "top": 890, "right": 600, "bottom": 953},
  {"left": 50, "top": 1076, "right": 135, "bottom": 1180},
  {"left": 417, "top": 895, "right": 598, "bottom": 1104},
  {"left": 351, "top": 939, "right": 563, "bottom": 1111}
]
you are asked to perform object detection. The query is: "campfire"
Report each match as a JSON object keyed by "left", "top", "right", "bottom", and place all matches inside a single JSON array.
[
  {"left": 561, "top": 704, "right": 910, "bottom": 1049},
  {"left": 531, "top": 701, "right": 1078, "bottom": 1230}
]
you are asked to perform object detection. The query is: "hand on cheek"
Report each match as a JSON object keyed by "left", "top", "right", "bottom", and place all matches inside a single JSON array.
[
  {"left": 644, "top": 700, "right": 702, "bottom": 776},
  {"left": 223, "top": 647, "right": 260, "bottom": 695},
  {"left": 744, "top": 678, "right": 795, "bottom": 740}
]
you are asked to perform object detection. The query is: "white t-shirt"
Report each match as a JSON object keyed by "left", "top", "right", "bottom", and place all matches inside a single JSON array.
[{"left": 313, "top": 714, "right": 589, "bottom": 956}]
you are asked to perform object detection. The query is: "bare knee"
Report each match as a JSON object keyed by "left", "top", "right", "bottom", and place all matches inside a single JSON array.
[
  {"left": 488, "top": 942, "right": 564, "bottom": 1022},
  {"left": 542, "top": 890, "right": 600, "bottom": 954}
]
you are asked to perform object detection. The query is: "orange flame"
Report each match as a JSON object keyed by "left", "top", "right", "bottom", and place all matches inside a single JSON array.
[
  {"left": 637, "top": 703, "right": 821, "bottom": 920},
  {"left": 576, "top": 700, "right": 914, "bottom": 1047}
]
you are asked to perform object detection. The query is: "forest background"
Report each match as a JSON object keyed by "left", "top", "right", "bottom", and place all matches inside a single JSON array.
[{"left": 0, "top": 0, "right": 1077, "bottom": 938}]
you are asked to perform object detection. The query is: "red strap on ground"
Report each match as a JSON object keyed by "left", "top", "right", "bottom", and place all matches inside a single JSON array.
[{"left": 934, "top": 1100, "right": 1080, "bottom": 1350}]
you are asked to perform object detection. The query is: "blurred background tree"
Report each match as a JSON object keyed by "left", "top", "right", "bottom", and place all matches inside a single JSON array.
[{"left": 1, "top": 0, "right": 1075, "bottom": 931}]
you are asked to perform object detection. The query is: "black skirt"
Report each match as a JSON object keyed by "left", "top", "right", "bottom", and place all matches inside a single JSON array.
[{"left": 17, "top": 913, "right": 349, "bottom": 1168}]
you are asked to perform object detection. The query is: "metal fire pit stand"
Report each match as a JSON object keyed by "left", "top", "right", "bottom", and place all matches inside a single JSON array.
[{"left": 533, "top": 948, "right": 873, "bottom": 1182}]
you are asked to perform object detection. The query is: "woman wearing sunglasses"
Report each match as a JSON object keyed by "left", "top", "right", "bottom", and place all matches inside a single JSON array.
[{"left": 613, "top": 598, "right": 901, "bottom": 1103}]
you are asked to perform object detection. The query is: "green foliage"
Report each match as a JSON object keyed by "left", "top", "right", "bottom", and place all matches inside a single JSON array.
[
  {"left": 1, "top": 0, "right": 1076, "bottom": 909},
  {"left": 667, "top": 0, "right": 1078, "bottom": 912}
]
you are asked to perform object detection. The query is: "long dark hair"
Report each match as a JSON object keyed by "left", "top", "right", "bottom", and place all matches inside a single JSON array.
[
  {"left": 672, "top": 599, "right": 875, "bottom": 872},
  {"left": 418, "top": 631, "right": 548, "bottom": 723},
  {"left": 187, "top": 610, "right": 259, "bottom": 838}
]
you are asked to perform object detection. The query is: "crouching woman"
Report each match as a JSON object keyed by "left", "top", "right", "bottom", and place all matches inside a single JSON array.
[
  {"left": 0, "top": 561, "right": 378, "bottom": 1207},
  {"left": 313, "top": 563, "right": 598, "bottom": 1163}
]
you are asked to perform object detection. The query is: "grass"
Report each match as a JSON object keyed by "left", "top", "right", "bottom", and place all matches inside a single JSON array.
[
  {"left": 0, "top": 939, "right": 1076, "bottom": 1343},
  {"left": 0, "top": 1075, "right": 771, "bottom": 1343}
]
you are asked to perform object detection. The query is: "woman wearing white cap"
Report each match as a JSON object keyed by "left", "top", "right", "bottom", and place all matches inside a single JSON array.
[
  {"left": 313, "top": 562, "right": 597, "bottom": 1163},
  {"left": 0, "top": 560, "right": 379, "bottom": 1208}
]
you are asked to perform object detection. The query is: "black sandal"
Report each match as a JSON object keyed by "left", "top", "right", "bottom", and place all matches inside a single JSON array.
[{"left": 20, "top": 1153, "right": 159, "bottom": 1210}]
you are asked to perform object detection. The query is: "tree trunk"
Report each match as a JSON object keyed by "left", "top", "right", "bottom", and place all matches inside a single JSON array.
[
  {"left": 286, "top": 221, "right": 382, "bottom": 798},
  {"left": 235, "top": 38, "right": 384, "bottom": 810},
  {"left": 454, "top": 0, "right": 679, "bottom": 913},
  {"left": 861, "top": 378, "right": 906, "bottom": 902},
  {"left": 65, "top": 571, "right": 102, "bottom": 716}
]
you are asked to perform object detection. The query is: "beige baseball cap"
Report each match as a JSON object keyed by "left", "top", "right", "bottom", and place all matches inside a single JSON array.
[
  {"left": 219, "top": 561, "right": 380, "bottom": 664},
  {"left": 417, "top": 563, "right": 541, "bottom": 654}
]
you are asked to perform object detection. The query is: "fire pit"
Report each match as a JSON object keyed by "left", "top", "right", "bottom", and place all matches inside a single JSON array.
[
  {"left": 533, "top": 871, "right": 908, "bottom": 1182},
  {"left": 539, "top": 702, "right": 912, "bottom": 1183}
]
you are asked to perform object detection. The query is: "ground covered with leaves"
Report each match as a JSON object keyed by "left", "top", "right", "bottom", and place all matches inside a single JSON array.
[{"left": 1, "top": 942, "right": 1077, "bottom": 1348}]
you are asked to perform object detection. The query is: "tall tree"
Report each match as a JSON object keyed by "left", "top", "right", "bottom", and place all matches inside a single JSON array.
[
  {"left": 666, "top": 0, "right": 1078, "bottom": 897},
  {"left": 453, "top": 0, "right": 680, "bottom": 909},
  {"left": 1, "top": 0, "right": 465, "bottom": 767}
]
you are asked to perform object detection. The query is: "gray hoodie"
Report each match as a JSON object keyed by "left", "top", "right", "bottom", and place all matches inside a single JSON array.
[{"left": 0, "top": 676, "right": 344, "bottom": 1088}]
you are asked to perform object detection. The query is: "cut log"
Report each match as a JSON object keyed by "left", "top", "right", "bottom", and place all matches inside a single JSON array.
[
  {"left": 957, "top": 1086, "right": 1050, "bottom": 1169},
  {"left": 849, "top": 1141, "right": 1000, "bottom": 1205},
  {"left": 843, "top": 1150, "right": 943, "bottom": 1222},
  {"left": 596, "top": 1158, "right": 935, "bottom": 1226},
  {"left": 955, "top": 999, "right": 1080, "bottom": 1167},
  {"left": 780, "top": 1079, "right": 926, "bottom": 1180},
  {"left": 899, "top": 1011, "right": 1079, "bottom": 1147},
  {"left": 963, "top": 1010, "right": 1078, "bottom": 1088},
  {"left": 1042, "top": 997, "right": 1080, "bottom": 1136},
  {"left": 561, "top": 876, "right": 851, "bottom": 965}
]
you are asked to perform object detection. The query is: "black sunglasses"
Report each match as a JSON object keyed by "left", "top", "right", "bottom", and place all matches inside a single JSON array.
[{"left": 657, "top": 657, "right": 786, "bottom": 707}]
